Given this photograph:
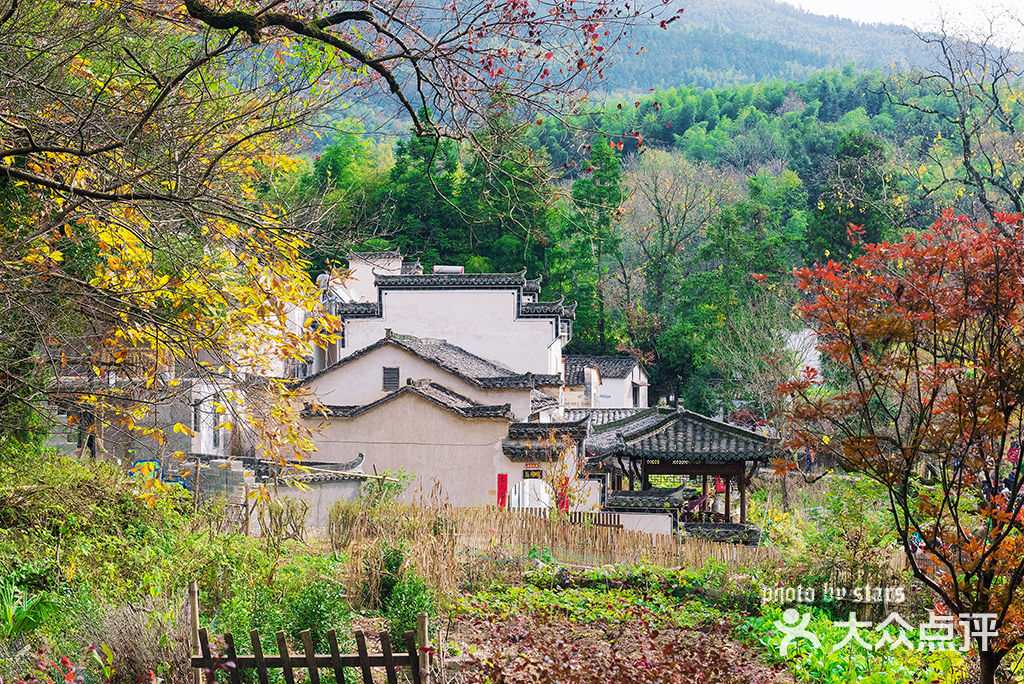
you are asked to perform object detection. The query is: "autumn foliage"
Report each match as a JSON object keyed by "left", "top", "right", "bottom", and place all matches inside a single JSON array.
[{"left": 778, "top": 211, "right": 1024, "bottom": 679}]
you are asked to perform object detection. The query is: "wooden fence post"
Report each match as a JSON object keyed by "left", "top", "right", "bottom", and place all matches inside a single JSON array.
[
  {"left": 189, "top": 580, "right": 201, "bottom": 684},
  {"left": 417, "top": 611, "right": 430, "bottom": 677},
  {"left": 243, "top": 483, "right": 251, "bottom": 536}
]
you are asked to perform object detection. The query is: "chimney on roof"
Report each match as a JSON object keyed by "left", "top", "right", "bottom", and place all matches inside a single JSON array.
[{"left": 385, "top": 328, "right": 393, "bottom": 339}]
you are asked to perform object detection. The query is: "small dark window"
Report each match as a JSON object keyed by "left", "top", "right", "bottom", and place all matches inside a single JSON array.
[
  {"left": 383, "top": 366, "right": 400, "bottom": 391},
  {"left": 192, "top": 401, "right": 201, "bottom": 432},
  {"left": 212, "top": 422, "right": 220, "bottom": 448},
  {"left": 632, "top": 384, "right": 641, "bottom": 408}
]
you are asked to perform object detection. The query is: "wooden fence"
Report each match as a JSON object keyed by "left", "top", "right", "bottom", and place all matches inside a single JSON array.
[
  {"left": 191, "top": 627, "right": 424, "bottom": 684},
  {"left": 188, "top": 582, "right": 429, "bottom": 684},
  {"left": 453, "top": 506, "right": 776, "bottom": 569},
  {"left": 510, "top": 507, "right": 624, "bottom": 529}
]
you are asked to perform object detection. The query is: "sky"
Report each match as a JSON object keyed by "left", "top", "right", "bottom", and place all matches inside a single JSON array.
[{"left": 784, "top": 0, "right": 1023, "bottom": 44}]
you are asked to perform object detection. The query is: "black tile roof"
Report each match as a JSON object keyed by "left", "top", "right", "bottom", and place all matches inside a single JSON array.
[
  {"left": 332, "top": 270, "right": 573, "bottom": 322},
  {"left": 333, "top": 301, "right": 380, "bottom": 317},
  {"left": 376, "top": 270, "right": 528, "bottom": 289},
  {"left": 305, "top": 380, "right": 511, "bottom": 420},
  {"left": 586, "top": 407, "right": 774, "bottom": 464},
  {"left": 564, "top": 408, "right": 644, "bottom": 425},
  {"left": 300, "top": 333, "right": 554, "bottom": 390},
  {"left": 563, "top": 356, "right": 640, "bottom": 385},
  {"left": 530, "top": 389, "right": 559, "bottom": 413},
  {"left": 501, "top": 417, "right": 590, "bottom": 462},
  {"left": 604, "top": 487, "right": 698, "bottom": 511},
  {"left": 281, "top": 471, "right": 366, "bottom": 483},
  {"left": 507, "top": 417, "right": 590, "bottom": 440},
  {"left": 520, "top": 298, "right": 576, "bottom": 320}
]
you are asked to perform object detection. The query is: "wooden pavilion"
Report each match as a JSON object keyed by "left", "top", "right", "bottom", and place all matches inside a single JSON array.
[{"left": 573, "top": 407, "right": 775, "bottom": 528}]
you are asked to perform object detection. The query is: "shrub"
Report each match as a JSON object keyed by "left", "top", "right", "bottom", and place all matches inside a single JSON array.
[
  {"left": 88, "top": 597, "right": 191, "bottom": 684},
  {"left": 384, "top": 571, "right": 433, "bottom": 642},
  {"left": 359, "top": 469, "right": 414, "bottom": 506},
  {"left": 285, "top": 579, "right": 349, "bottom": 651},
  {"left": 327, "top": 499, "right": 361, "bottom": 550}
]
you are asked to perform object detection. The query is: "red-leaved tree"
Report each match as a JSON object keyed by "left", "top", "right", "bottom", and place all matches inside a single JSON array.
[{"left": 778, "top": 211, "right": 1024, "bottom": 682}]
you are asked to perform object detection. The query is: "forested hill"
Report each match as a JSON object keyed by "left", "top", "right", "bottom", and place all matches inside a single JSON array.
[{"left": 608, "top": 0, "right": 932, "bottom": 90}]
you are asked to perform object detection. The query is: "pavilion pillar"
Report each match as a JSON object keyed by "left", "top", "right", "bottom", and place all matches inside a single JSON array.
[
  {"left": 724, "top": 475, "right": 731, "bottom": 522},
  {"left": 701, "top": 475, "right": 708, "bottom": 510},
  {"left": 739, "top": 464, "right": 747, "bottom": 524}
]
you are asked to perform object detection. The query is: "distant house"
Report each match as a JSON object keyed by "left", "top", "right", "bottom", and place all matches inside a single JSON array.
[{"left": 563, "top": 356, "right": 648, "bottom": 409}]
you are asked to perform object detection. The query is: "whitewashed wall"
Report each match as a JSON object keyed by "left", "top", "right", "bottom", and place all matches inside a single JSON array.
[
  {"left": 303, "top": 391, "right": 519, "bottom": 507},
  {"left": 341, "top": 289, "right": 562, "bottom": 376},
  {"left": 303, "top": 343, "right": 534, "bottom": 420}
]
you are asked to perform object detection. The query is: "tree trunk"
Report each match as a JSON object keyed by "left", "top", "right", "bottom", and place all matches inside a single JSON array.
[{"left": 978, "top": 648, "right": 1000, "bottom": 684}]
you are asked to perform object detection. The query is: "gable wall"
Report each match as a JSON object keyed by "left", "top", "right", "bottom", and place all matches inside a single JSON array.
[
  {"left": 303, "top": 392, "right": 515, "bottom": 507},
  {"left": 597, "top": 365, "right": 648, "bottom": 409},
  {"left": 303, "top": 345, "right": 532, "bottom": 419}
]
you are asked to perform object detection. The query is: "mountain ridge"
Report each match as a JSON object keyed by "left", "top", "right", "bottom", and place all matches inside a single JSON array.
[{"left": 606, "top": 0, "right": 933, "bottom": 90}]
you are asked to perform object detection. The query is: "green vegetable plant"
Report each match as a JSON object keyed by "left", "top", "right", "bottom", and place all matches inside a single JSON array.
[{"left": 0, "top": 579, "right": 53, "bottom": 638}]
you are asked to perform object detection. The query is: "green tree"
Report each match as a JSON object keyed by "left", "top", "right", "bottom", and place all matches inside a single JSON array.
[
  {"left": 699, "top": 90, "right": 721, "bottom": 130},
  {"left": 806, "top": 130, "right": 902, "bottom": 261},
  {"left": 562, "top": 141, "right": 625, "bottom": 352}
]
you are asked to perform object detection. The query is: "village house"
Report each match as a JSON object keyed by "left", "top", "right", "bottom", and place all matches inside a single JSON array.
[
  {"left": 563, "top": 355, "right": 649, "bottom": 409},
  {"left": 295, "top": 252, "right": 590, "bottom": 508},
  {"left": 310, "top": 252, "right": 574, "bottom": 378},
  {"left": 47, "top": 248, "right": 772, "bottom": 539},
  {"left": 291, "top": 251, "right": 776, "bottom": 539}
]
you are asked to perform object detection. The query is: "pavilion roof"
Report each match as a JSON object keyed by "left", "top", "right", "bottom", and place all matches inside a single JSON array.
[{"left": 584, "top": 407, "right": 774, "bottom": 465}]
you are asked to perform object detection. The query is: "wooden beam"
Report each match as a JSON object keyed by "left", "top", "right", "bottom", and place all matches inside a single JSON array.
[{"left": 644, "top": 462, "right": 747, "bottom": 477}]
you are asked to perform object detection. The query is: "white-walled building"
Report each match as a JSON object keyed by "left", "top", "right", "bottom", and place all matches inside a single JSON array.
[
  {"left": 301, "top": 331, "right": 561, "bottom": 423},
  {"left": 293, "top": 251, "right": 703, "bottom": 516},
  {"left": 312, "top": 252, "right": 575, "bottom": 377},
  {"left": 563, "top": 356, "right": 649, "bottom": 409}
]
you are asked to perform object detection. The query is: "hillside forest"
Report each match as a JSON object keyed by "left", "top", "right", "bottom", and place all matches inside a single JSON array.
[{"left": 294, "top": 37, "right": 1023, "bottom": 416}]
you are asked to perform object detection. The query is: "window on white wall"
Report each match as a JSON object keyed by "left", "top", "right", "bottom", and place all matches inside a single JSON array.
[
  {"left": 383, "top": 366, "right": 400, "bottom": 391},
  {"left": 632, "top": 384, "right": 640, "bottom": 408}
]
